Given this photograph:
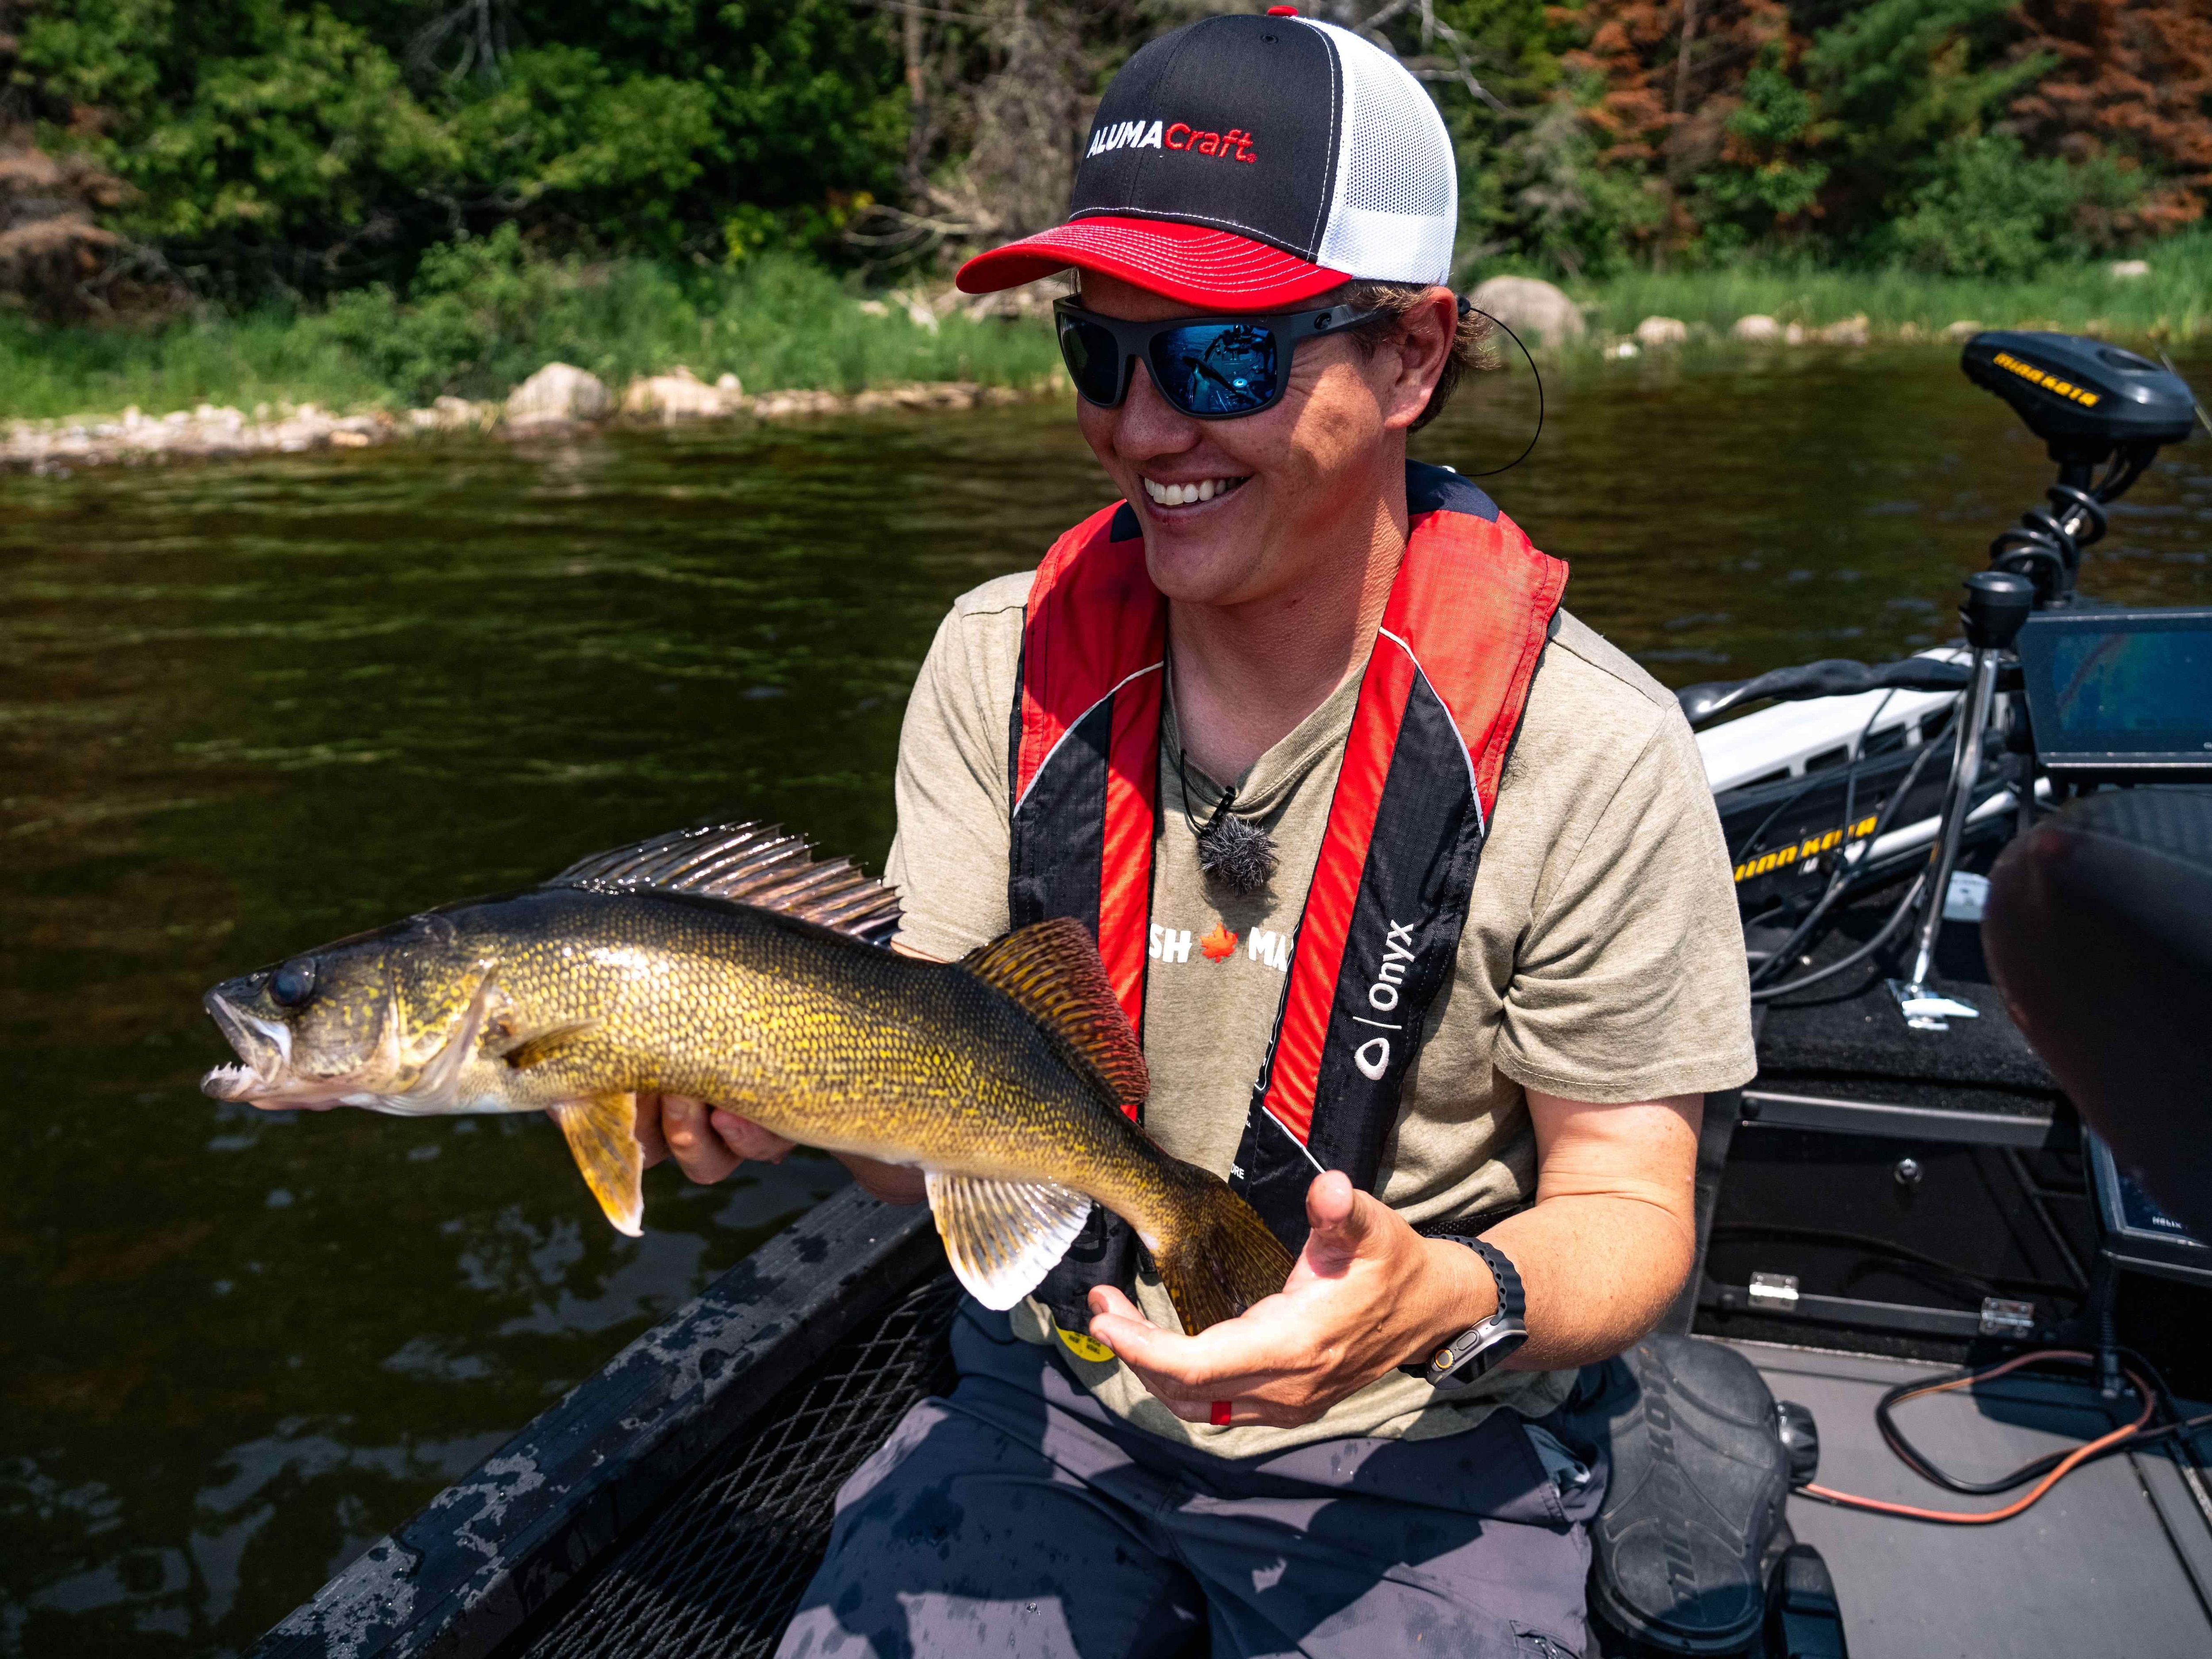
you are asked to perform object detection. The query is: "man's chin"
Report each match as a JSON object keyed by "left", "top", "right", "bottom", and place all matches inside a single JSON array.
[{"left": 1141, "top": 520, "right": 1272, "bottom": 609}]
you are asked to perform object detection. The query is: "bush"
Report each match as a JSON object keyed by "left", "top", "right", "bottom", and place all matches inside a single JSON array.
[{"left": 1888, "top": 135, "right": 2140, "bottom": 277}]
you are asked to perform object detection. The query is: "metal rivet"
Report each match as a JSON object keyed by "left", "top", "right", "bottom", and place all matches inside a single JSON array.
[{"left": 1894, "top": 1157, "right": 1924, "bottom": 1187}]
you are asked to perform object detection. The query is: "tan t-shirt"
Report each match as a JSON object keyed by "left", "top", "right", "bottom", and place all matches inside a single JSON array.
[{"left": 885, "top": 569, "right": 1757, "bottom": 1455}]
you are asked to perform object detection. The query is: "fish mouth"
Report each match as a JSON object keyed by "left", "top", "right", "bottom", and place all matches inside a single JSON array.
[{"left": 201, "top": 989, "right": 289, "bottom": 1101}]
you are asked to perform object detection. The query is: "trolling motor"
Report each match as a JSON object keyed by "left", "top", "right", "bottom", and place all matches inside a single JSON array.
[
  {"left": 1679, "top": 332, "right": 2203, "bottom": 1018},
  {"left": 1886, "top": 335, "right": 2202, "bottom": 1026},
  {"left": 1960, "top": 331, "right": 2201, "bottom": 607}
]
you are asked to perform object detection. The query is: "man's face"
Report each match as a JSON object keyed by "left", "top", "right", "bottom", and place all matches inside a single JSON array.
[{"left": 1073, "top": 273, "right": 1439, "bottom": 610}]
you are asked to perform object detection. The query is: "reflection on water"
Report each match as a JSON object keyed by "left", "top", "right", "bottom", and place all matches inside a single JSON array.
[{"left": 4, "top": 347, "right": 2208, "bottom": 1654}]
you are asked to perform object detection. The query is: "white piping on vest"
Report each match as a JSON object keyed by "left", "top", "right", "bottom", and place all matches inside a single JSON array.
[
  {"left": 1375, "top": 626, "right": 1483, "bottom": 836},
  {"left": 1263, "top": 1104, "right": 1328, "bottom": 1173},
  {"left": 1013, "top": 661, "right": 1164, "bottom": 818}
]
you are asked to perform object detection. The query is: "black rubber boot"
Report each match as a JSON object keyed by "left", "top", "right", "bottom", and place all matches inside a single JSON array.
[
  {"left": 1568, "top": 1335, "right": 1791, "bottom": 1655},
  {"left": 1765, "top": 1544, "right": 1849, "bottom": 1658}
]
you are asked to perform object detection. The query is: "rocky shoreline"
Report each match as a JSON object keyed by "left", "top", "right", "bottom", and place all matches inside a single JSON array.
[{"left": 2, "top": 363, "right": 1056, "bottom": 473}]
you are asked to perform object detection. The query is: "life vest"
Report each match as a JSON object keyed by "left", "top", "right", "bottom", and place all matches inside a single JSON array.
[{"left": 1008, "top": 460, "right": 1567, "bottom": 1331}]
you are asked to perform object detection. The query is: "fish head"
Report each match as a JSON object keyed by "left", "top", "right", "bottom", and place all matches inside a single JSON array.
[{"left": 202, "top": 910, "right": 501, "bottom": 1112}]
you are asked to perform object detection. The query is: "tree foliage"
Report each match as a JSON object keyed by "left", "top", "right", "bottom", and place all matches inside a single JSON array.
[
  {"left": 2, "top": 0, "right": 2207, "bottom": 313},
  {"left": 6, "top": 0, "right": 902, "bottom": 295}
]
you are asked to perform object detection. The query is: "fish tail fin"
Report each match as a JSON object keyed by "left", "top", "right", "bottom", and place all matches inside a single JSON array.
[{"left": 1153, "top": 1175, "right": 1294, "bottom": 1334}]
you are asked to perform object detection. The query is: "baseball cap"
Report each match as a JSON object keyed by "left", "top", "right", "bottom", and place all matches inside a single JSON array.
[{"left": 956, "top": 8, "right": 1457, "bottom": 311}]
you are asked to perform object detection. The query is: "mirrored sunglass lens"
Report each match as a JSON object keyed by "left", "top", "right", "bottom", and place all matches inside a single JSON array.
[
  {"left": 1060, "top": 319, "right": 1123, "bottom": 405},
  {"left": 1154, "top": 323, "right": 1277, "bottom": 415}
]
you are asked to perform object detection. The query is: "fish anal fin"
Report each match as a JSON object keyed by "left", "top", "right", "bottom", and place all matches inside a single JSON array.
[
  {"left": 961, "top": 919, "right": 1148, "bottom": 1110},
  {"left": 925, "top": 1171, "right": 1093, "bottom": 1310},
  {"left": 502, "top": 1021, "right": 598, "bottom": 1070},
  {"left": 543, "top": 822, "right": 899, "bottom": 945},
  {"left": 548, "top": 1092, "right": 645, "bottom": 1237}
]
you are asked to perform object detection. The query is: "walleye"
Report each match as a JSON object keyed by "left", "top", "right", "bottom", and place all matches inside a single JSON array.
[{"left": 200, "top": 824, "right": 1291, "bottom": 1333}]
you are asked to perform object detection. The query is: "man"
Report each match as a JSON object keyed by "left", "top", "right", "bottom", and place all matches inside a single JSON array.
[{"left": 645, "top": 11, "right": 1754, "bottom": 1655}]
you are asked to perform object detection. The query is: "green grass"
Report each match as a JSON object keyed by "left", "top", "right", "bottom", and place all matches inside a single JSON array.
[
  {"left": 0, "top": 251, "right": 1062, "bottom": 423},
  {"left": 1552, "top": 230, "right": 2212, "bottom": 341},
  {"left": 7, "top": 234, "right": 2207, "bottom": 426}
]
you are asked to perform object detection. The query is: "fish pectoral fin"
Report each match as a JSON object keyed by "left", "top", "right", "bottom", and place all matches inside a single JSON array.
[
  {"left": 924, "top": 1171, "right": 1093, "bottom": 1311},
  {"left": 501, "top": 1021, "right": 599, "bottom": 1070},
  {"left": 548, "top": 1092, "right": 645, "bottom": 1237},
  {"left": 961, "top": 919, "right": 1148, "bottom": 1112}
]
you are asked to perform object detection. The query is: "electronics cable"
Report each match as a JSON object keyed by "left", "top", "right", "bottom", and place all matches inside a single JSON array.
[
  {"left": 1796, "top": 1349, "right": 2200, "bottom": 1525},
  {"left": 1747, "top": 699, "right": 1946, "bottom": 991},
  {"left": 1748, "top": 868, "right": 1926, "bottom": 1003}
]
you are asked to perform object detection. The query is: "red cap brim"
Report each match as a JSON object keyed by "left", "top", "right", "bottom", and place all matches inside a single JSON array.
[{"left": 956, "top": 216, "right": 1348, "bottom": 311}]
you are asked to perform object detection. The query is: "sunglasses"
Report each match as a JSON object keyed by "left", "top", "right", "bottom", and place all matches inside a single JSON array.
[{"left": 1053, "top": 298, "right": 1382, "bottom": 419}]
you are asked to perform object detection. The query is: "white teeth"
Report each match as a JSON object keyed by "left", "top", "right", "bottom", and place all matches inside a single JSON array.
[{"left": 1144, "top": 476, "right": 1242, "bottom": 508}]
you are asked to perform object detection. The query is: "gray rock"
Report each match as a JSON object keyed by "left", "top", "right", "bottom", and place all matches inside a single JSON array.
[
  {"left": 1732, "top": 315, "right": 1782, "bottom": 342},
  {"left": 507, "top": 363, "right": 612, "bottom": 426},
  {"left": 1466, "top": 276, "right": 1585, "bottom": 346}
]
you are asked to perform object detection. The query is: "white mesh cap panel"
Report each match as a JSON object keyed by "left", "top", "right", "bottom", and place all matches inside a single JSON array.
[{"left": 1302, "top": 20, "right": 1456, "bottom": 284}]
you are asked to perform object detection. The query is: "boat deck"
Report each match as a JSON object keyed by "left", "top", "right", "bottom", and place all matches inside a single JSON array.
[{"left": 1740, "top": 1340, "right": 2212, "bottom": 1659}]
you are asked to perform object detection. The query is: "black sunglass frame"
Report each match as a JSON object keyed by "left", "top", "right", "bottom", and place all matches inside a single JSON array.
[{"left": 1052, "top": 298, "right": 1384, "bottom": 419}]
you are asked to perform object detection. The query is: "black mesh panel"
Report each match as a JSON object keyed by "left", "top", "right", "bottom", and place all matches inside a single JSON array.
[{"left": 504, "top": 1276, "right": 962, "bottom": 1659}]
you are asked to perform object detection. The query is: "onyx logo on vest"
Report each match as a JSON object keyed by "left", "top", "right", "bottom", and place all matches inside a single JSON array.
[{"left": 1353, "top": 920, "right": 1418, "bottom": 1080}]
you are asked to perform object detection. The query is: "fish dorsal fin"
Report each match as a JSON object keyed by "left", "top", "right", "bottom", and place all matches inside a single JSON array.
[
  {"left": 544, "top": 822, "right": 899, "bottom": 945},
  {"left": 925, "top": 1171, "right": 1092, "bottom": 1310},
  {"left": 961, "top": 918, "right": 1148, "bottom": 1110}
]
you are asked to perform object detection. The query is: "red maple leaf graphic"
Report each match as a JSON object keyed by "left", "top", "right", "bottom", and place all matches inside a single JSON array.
[{"left": 1199, "top": 922, "right": 1237, "bottom": 963}]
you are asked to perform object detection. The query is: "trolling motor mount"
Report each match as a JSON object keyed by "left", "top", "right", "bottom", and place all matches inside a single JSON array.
[
  {"left": 1962, "top": 331, "right": 2198, "bottom": 606},
  {"left": 1887, "top": 570, "right": 2035, "bottom": 1030}
]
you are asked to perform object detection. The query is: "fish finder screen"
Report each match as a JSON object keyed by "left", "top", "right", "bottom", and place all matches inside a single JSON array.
[{"left": 2019, "top": 610, "right": 2212, "bottom": 770}]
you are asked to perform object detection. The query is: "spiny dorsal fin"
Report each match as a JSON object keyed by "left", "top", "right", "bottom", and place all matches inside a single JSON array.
[
  {"left": 962, "top": 918, "right": 1148, "bottom": 1110},
  {"left": 544, "top": 822, "right": 899, "bottom": 945}
]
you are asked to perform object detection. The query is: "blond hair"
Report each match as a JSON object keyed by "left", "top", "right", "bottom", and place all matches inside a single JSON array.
[{"left": 1337, "top": 281, "right": 1488, "bottom": 433}]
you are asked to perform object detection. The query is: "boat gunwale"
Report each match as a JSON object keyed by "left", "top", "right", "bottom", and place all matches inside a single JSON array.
[{"left": 246, "top": 1184, "right": 941, "bottom": 1659}]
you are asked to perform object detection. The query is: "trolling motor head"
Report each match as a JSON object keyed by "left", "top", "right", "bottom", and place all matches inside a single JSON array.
[{"left": 1962, "top": 331, "right": 2199, "bottom": 606}]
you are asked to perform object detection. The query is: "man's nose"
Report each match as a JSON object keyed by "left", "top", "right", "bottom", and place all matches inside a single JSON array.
[{"left": 1112, "top": 360, "right": 1200, "bottom": 458}]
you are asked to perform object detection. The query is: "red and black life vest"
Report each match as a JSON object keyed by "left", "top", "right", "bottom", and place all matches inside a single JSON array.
[{"left": 1008, "top": 461, "right": 1567, "bottom": 1327}]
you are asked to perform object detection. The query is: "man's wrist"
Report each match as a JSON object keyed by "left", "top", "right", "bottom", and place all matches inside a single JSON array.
[{"left": 1417, "top": 1234, "right": 1500, "bottom": 1352}]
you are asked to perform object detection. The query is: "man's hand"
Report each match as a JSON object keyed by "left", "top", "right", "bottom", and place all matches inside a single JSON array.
[
  {"left": 1083, "top": 1170, "right": 1490, "bottom": 1429},
  {"left": 635, "top": 1094, "right": 927, "bottom": 1205},
  {"left": 636, "top": 1093, "right": 795, "bottom": 1184}
]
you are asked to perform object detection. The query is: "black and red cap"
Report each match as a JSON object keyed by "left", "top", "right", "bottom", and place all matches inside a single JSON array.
[{"left": 957, "top": 9, "right": 1458, "bottom": 311}]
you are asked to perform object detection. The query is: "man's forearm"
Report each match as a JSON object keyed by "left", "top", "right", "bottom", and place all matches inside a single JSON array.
[
  {"left": 842, "top": 1153, "right": 928, "bottom": 1205},
  {"left": 1460, "top": 1089, "right": 1704, "bottom": 1371},
  {"left": 1478, "top": 1191, "right": 1697, "bottom": 1370}
]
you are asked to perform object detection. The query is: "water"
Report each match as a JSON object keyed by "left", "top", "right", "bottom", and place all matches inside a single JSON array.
[{"left": 4, "top": 347, "right": 2208, "bottom": 1655}]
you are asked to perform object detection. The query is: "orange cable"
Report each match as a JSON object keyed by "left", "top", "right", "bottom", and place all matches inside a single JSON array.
[{"left": 1801, "top": 1351, "right": 2160, "bottom": 1525}]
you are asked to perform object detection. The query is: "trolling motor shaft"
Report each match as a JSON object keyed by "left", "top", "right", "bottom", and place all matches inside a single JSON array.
[{"left": 1889, "top": 572, "right": 2034, "bottom": 1029}]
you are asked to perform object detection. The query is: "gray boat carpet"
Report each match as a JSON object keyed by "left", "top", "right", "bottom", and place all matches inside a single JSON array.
[{"left": 1734, "top": 1340, "right": 2212, "bottom": 1659}]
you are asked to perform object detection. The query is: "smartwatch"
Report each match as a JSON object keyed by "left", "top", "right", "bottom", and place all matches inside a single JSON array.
[{"left": 1404, "top": 1236, "right": 1528, "bottom": 1386}]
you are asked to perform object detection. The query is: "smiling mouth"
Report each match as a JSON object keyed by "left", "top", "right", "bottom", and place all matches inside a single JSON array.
[{"left": 1142, "top": 475, "right": 1249, "bottom": 509}]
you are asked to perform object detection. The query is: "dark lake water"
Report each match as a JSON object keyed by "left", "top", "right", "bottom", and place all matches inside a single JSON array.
[{"left": 5, "top": 346, "right": 2210, "bottom": 1655}]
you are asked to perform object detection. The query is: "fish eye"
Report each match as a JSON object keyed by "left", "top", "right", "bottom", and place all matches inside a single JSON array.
[{"left": 269, "top": 959, "right": 318, "bottom": 1007}]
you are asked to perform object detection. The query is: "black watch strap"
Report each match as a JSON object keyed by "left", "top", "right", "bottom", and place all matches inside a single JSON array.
[
  {"left": 1460, "top": 1237, "right": 1524, "bottom": 1321},
  {"left": 1405, "top": 1236, "right": 1528, "bottom": 1386}
]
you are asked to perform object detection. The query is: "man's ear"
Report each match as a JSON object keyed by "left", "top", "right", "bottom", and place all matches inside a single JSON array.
[{"left": 1378, "top": 288, "right": 1457, "bottom": 433}]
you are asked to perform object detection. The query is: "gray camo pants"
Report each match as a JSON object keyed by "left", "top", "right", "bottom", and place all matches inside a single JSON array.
[{"left": 776, "top": 1301, "right": 1604, "bottom": 1659}]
